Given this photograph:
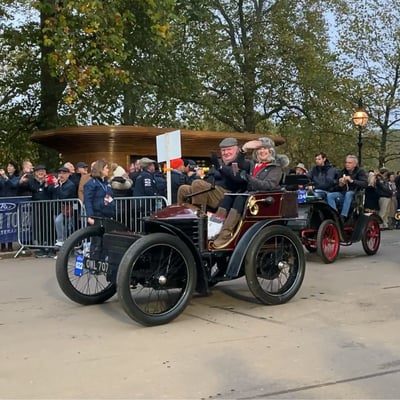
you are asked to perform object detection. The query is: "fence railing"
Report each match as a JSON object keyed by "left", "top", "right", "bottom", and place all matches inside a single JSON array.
[{"left": 14, "top": 196, "right": 167, "bottom": 258}]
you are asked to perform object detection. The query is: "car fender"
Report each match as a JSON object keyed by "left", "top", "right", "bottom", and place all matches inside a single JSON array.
[
  {"left": 225, "top": 219, "right": 284, "bottom": 279},
  {"left": 351, "top": 213, "right": 382, "bottom": 242}
]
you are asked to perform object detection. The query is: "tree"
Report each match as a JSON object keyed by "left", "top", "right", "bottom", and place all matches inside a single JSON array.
[{"left": 334, "top": 0, "right": 400, "bottom": 169}]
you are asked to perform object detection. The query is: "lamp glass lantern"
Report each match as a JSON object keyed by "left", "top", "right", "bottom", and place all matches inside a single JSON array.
[
  {"left": 352, "top": 100, "right": 368, "bottom": 166},
  {"left": 352, "top": 110, "right": 368, "bottom": 127}
]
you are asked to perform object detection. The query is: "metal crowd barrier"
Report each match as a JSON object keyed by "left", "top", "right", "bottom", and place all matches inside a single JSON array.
[
  {"left": 114, "top": 196, "right": 168, "bottom": 232},
  {"left": 16, "top": 198, "right": 86, "bottom": 258},
  {"left": 15, "top": 196, "right": 168, "bottom": 258}
]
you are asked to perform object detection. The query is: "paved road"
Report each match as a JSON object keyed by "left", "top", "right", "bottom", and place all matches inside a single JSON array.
[{"left": 1, "top": 230, "right": 400, "bottom": 399}]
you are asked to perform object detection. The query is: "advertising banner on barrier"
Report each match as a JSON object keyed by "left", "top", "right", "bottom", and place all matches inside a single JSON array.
[{"left": 0, "top": 197, "right": 31, "bottom": 244}]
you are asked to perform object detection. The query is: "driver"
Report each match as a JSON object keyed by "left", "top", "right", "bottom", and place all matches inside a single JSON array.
[
  {"left": 212, "top": 137, "right": 288, "bottom": 248},
  {"left": 177, "top": 137, "right": 252, "bottom": 212},
  {"left": 326, "top": 155, "right": 368, "bottom": 223}
]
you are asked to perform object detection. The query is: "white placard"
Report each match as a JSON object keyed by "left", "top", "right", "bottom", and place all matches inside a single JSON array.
[
  {"left": 156, "top": 130, "right": 182, "bottom": 205},
  {"left": 156, "top": 130, "right": 181, "bottom": 162}
]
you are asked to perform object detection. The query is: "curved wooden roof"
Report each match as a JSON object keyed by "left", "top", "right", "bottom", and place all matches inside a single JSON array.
[{"left": 31, "top": 125, "right": 286, "bottom": 168}]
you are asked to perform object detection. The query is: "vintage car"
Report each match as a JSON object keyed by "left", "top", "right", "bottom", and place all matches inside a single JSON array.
[
  {"left": 56, "top": 188, "right": 306, "bottom": 327},
  {"left": 287, "top": 184, "right": 381, "bottom": 264}
]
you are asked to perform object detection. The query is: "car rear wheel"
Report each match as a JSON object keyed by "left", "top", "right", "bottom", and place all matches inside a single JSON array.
[
  {"left": 362, "top": 216, "right": 381, "bottom": 255},
  {"left": 245, "top": 225, "right": 306, "bottom": 305},
  {"left": 117, "top": 233, "right": 197, "bottom": 326},
  {"left": 317, "top": 219, "right": 340, "bottom": 264}
]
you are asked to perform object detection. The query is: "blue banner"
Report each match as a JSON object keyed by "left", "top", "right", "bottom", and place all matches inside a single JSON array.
[{"left": 0, "top": 197, "right": 31, "bottom": 243}]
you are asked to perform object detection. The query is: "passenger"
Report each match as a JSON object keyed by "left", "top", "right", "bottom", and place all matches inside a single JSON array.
[
  {"left": 306, "top": 152, "right": 337, "bottom": 199},
  {"left": 212, "top": 137, "right": 288, "bottom": 248},
  {"left": 295, "top": 163, "right": 308, "bottom": 175},
  {"left": 326, "top": 155, "right": 368, "bottom": 223},
  {"left": 177, "top": 137, "right": 252, "bottom": 211}
]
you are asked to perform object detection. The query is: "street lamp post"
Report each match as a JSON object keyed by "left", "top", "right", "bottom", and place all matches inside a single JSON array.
[{"left": 352, "top": 98, "right": 368, "bottom": 167}]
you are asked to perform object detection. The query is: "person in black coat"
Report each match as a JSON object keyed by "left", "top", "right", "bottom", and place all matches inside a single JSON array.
[
  {"left": 170, "top": 158, "right": 190, "bottom": 204},
  {"left": 326, "top": 155, "right": 368, "bottom": 221},
  {"left": 48, "top": 166, "right": 77, "bottom": 247}
]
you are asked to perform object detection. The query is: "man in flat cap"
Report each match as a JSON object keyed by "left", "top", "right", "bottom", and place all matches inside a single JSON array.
[{"left": 177, "top": 137, "right": 253, "bottom": 213}]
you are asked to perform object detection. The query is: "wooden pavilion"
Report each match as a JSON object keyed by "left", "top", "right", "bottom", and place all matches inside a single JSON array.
[{"left": 31, "top": 125, "right": 285, "bottom": 169}]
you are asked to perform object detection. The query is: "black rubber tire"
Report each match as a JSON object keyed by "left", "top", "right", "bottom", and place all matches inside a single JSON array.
[
  {"left": 316, "top": 219, "right": 340, "bottom": 264},
  {"left": 117, "top": 233, "right": 197, "bottom": 326},
  {"left": 362, "top": 217, "right": 381, "bottom": 255},
  {"left": 56, "top": 225, "right": 116, "bottom": 305},
  {"left": 245, "top": 225, "right": 306, "bottom": 305}
]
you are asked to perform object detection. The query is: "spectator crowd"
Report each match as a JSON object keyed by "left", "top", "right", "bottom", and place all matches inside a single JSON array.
[{"left": 1, "top": 146, "right": 400, "bottom": 254}]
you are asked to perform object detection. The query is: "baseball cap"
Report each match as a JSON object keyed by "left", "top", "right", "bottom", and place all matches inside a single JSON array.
[
  {"left": 219, "top": 137, "right": 238, "bottom": 148},
  {"left": 184, "top": 159, "right": 196, "bottom": 167},
  {"left": 76, "top": 161, "right": 88, "bottom": 169},
  {"left": 57, "top": 166, "right": 70, "bottom": 173},
  {"left": 139, "top": 157, "right": 156, "bottom": 168}
]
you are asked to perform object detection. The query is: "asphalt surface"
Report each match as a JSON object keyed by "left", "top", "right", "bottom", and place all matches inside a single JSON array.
[{"left": 1, "top": 230, "right": 400, "bottom": 399}]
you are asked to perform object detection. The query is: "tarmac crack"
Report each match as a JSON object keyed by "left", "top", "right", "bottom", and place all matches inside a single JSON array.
[{"left": 233, "top": 367, "right": 400, "bottom": 399}]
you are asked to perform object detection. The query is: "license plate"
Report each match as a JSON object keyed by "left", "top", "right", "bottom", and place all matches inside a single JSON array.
[
  {"left": 84, "top": 257, "right": 109, "bottom": 274},
  {"left": 74, "top": 255, "right": 109, "bottom": 276}
]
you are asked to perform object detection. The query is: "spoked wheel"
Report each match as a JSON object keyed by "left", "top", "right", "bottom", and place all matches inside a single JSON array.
[
  {"left": 117, "top": 233, "right": 197, "bottom": 326},
  {"left": 362, "top": 216, "right": 381, "bottom": 255},
  {"left": 245, "top": 225, "right": 306, "bottom": 305},
  {"left": 56, "top": 225, "right": 116, "bottom": 305},
  {"left": 317, "top": 219, "right": 340, "bottom": 264}
]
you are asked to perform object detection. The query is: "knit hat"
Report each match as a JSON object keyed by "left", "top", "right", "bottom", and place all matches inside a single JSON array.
[
  {"left": 170, "top": 158, "right": 184, "bottom": 169},
  {"left": 113, "top": 165, "right": 127, "bottom": 177}
]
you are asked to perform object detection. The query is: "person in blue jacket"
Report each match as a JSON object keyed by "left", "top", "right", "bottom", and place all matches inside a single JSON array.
[
  {"left": 83, "top": 159, "right": 115, "bottom": 259},
  {"left": 84, "top": 159, "right": 115, "bottom": 225}
]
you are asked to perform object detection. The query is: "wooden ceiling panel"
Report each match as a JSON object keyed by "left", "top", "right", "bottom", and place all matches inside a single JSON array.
[{"left": 31, "top": 125, "right": 285, "bottom": 168}]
